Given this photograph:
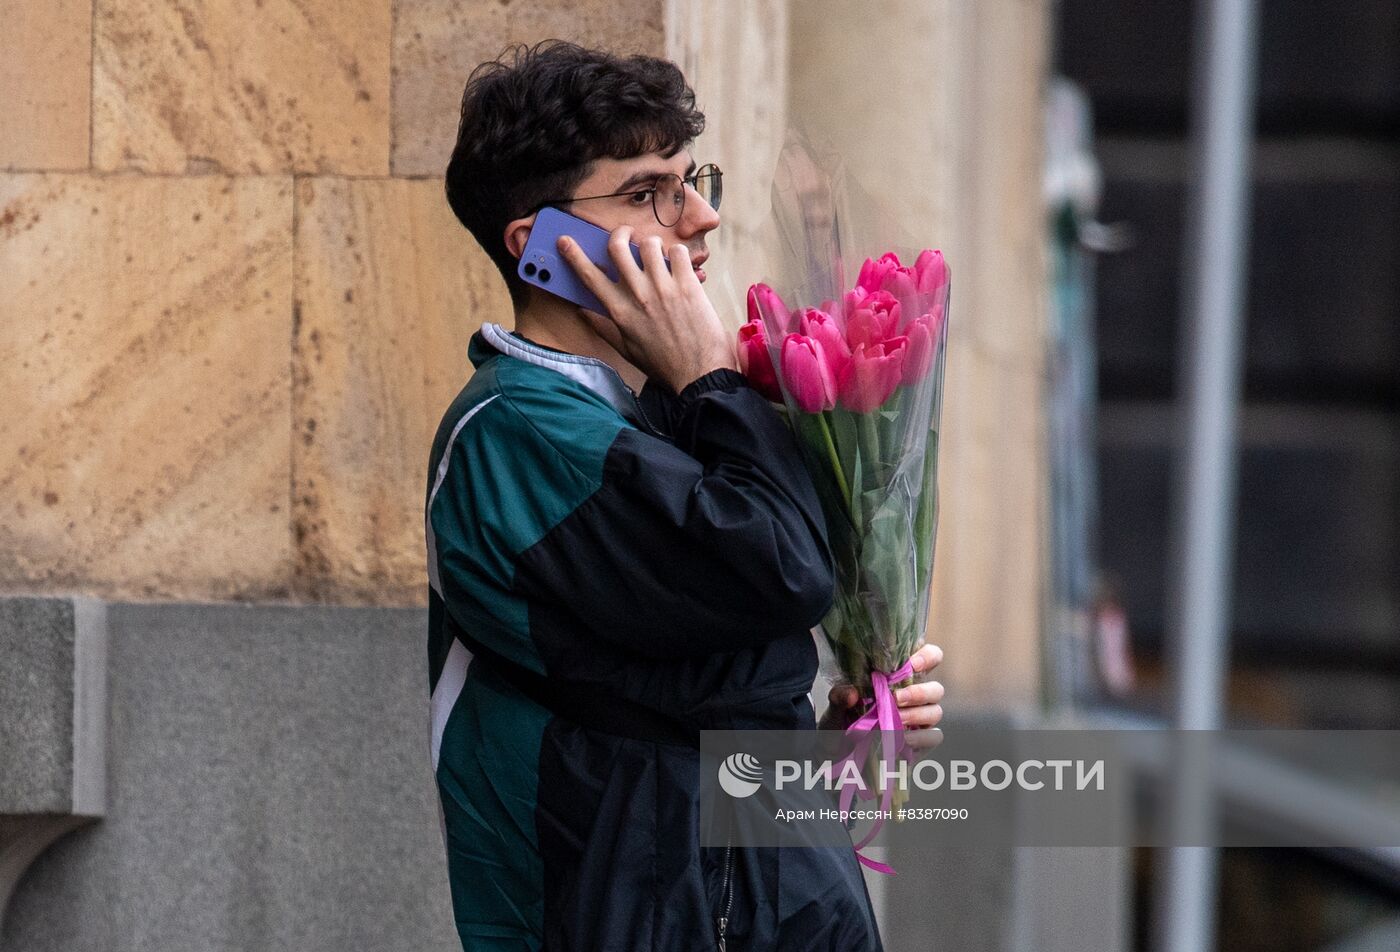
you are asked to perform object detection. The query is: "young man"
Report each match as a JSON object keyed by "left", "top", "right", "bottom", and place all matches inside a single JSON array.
[{"left": 429, "top": 40, "right": 944, "bottom": 951}]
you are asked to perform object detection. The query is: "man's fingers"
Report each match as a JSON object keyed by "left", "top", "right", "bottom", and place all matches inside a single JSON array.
[
  {"left": 609, "top": 227, "right": 653, "bottom": 306},
  {"left": 557, "top": 235, "right": 622, "bottom": 315},
  {"left": 628, "top": 234, "right": 673, "bottom": 307},
  {"left": 899, "top": 703, "right": 943, "bottom": 729},
  {"left": 668, "top": 242, "right": 694, "bottom": 288},
  {"left": 894, "top": 680, "right": 943, "bottom": 708},
  {"left": 637, "top": 234, "right": 671, "bottom": 285},
  {"left": 908, "top": 643, "right": 943, "bottom": 675},
  {"left": 827, "top": 684, "right": 859, "bottom": 710},
  {"left": 905, "top": 727, "right": 944, "bottom": 750}
]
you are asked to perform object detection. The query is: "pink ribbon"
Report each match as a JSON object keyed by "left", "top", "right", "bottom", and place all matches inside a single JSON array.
[{"left": 832, "top": 659, "right": 916, "bottom": 875}]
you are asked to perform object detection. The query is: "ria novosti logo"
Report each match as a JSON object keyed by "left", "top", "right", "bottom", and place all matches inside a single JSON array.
[
  {"left": 717, "top": 752, "right": 764, "bottom": 798},
  {"left": 717, "top": 750, "right": 1108, "bottom": 798}
]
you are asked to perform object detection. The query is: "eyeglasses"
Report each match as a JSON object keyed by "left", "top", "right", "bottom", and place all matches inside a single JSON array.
[{"left": 531, "top": 164, "right": 722, "bottom": 227}]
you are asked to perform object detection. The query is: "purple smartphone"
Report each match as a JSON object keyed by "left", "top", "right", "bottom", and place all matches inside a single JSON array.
[{"left": 518, "top": 205, "right": 670, "bottom": 314}]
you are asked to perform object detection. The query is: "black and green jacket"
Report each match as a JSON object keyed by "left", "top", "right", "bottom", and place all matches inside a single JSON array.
[{"left": 426, "top": 321, "right": 882, "bottom": 951}]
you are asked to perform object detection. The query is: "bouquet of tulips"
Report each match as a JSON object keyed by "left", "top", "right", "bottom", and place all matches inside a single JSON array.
[
  {"left": 718, "top": 129, "right": 950, "bottom": 869},
  {"left": 737, "top": 252, "right": 949, "bottom": 873},
  {"left": 738, "top": 250, "right": 949, "bottom": 704}
]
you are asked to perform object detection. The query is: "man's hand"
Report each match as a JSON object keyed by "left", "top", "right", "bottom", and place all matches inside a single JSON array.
[
  {"left": 818, "top": 643, "right": 945, "bottom": 750},
  {"left": 556, "top": 226, "right": 736, "bottom": 393}
]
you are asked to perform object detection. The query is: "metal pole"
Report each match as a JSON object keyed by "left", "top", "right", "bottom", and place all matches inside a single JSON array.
[{"left": 1153, "top": 1, "right": 1260, "bottom": 951}]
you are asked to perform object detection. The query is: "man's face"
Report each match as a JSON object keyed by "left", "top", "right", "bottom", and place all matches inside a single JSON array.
[{"left": 560, "top": 149, "right": 720, "bottom": 283}]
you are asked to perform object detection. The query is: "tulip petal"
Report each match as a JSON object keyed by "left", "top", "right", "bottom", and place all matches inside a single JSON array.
[
  {"left": 737, "top": 319, "right": 784, "bottom": 401},
  {"left": 901, "top": 314, "right": 936, "bottom": 386},
  {"left": 781, "top": 333, "right": 838, "bottom": 412},
  {"left": 838, "top": 337, "right": 908, "bottom": 413},
  {"left": 914, "top": 249, "right": 948, "bottom": 297},
  {"left": 845, "top": 290, "right": 900, "bottom": 350},
  {"left": 799, "top": 307, "right": 852, "bottom": 382},
  {"left": 748, "top": 282, "right": 795, "bottom": 335}
]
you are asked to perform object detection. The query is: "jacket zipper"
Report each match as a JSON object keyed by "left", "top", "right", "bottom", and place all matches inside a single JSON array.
[{"left": 716, "top": 831, "right": 734, "bottom": 951}]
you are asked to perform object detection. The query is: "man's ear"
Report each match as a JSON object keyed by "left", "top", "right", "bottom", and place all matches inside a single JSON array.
[{"left": 503, "top": 213, "right": 537, "bottom": 260}]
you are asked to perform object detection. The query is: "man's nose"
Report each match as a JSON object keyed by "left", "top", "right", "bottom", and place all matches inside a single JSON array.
[{"left": 677, "top": 186, "right": 720, "bottom": 235}]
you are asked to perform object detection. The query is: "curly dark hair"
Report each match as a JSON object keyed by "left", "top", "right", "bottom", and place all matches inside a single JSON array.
[{"left": 445, "top": 40, "right": 707, "bottom": 312}]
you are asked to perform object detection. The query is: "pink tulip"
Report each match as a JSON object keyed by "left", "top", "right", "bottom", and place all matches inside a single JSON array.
[
  {"left": 914, "top": 249, "right": 948, "bottom": 297},
  {"left": 846, "top": 290, "right": 901, "bottom": 351},
  {"left": 747, "top": 282, "right": 794, "bottom": 335},
  {"left": 841, "top": 286, "right": 869, "bottom": 320},
  {"left": 855, "top": 253, "right": 904, "bottom": 294},
  {"left": 737, "top": 319, "right": 783, "bottom": 402},
  {"left": 781, "top": 333, "right": 839, "bottom": 412},
  {"left": 858, "top": 250, "right": 952, "bottom": 321},
  {"left": 746, "top": 283, "right": 765, "bottom": 323},
  {"left": 839, "top": 337, "right": 908, "bottom": 412},
  {"left": 798, "top": 307, "right": 851, "bottom": 382},
  {"left": 882, "top": 269, "right": 918, "bottom": 312},
  {"left": 901, "top": 313, "right": 938, "bottom": 385}
]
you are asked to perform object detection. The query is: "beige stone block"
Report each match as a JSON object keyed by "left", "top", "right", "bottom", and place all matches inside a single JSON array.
[
  {"left": 665, "top": 0, "right": 789, "bottom": 332},
  {"left": 392, "top": 0, "right": 666, "bottom": 177},
  {"left": 0, "top": 173, "right": 294, "bottom": 600},
  {"left": 0, "top": 0, "right": 92, "bottom": 170},
  {"left": 93, "top": 0, "right": 390, "bottom": 174},
  {"left": 292, "top": 177, "right": 506, "bottom": 605}
]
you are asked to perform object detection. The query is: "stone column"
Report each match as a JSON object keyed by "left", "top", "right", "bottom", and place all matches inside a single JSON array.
[
  {"left": 665, "top": 0, "right": 791, "bottom": 329},
  {"left": 788, "top": 0, "right": 1052, "bottom": 708}
]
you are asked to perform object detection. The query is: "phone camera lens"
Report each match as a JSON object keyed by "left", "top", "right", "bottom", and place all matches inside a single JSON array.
[
  {"left": 523, "top": 262, "right": 537, "bottom": 276},
  {"left": 538, "top": 268, "right": 551, "bottom": 282}
]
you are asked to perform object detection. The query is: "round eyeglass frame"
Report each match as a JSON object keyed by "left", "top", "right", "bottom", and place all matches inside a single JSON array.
[{"left": 530, "top": 163, "right": 722, "bottom": 227}]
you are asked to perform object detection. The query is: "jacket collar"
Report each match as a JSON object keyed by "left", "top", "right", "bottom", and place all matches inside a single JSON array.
[{"left": 469, "top": 322, "right": 678, "bottom": 438}]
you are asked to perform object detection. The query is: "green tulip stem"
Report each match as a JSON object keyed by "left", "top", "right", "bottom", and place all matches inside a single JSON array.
[
  {"left": 856, "top": 411, "right": 881, "bottom": 492},
  {"left": 814, "top": 410, "right": 852, "bottom": 508}
]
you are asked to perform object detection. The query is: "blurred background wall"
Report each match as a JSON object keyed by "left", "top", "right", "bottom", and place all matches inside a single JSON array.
[
  {"left": 1062, "top": 0, "right": 1400, "bottom": 732},
  {"left": 1, "top": 1, "right": 1050, "bottom": 949},
  {"left": 1053, "top": 1, "right": 1400, "bottom": 950}
]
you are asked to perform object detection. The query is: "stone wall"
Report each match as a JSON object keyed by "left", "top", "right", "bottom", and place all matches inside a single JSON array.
[
  {"left": 2, "top": 599, "right": 458, "bottom": 952},
  {"left": 1, "top": 0, "right": 665, "bottom": 607},
  {"left": 4, "top": 0, "right": 1048, "bottom": 692}
]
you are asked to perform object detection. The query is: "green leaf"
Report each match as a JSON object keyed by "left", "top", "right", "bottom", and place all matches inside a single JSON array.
[{"left": 849, "top": 446, "right": 864, "bottom": 531}]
